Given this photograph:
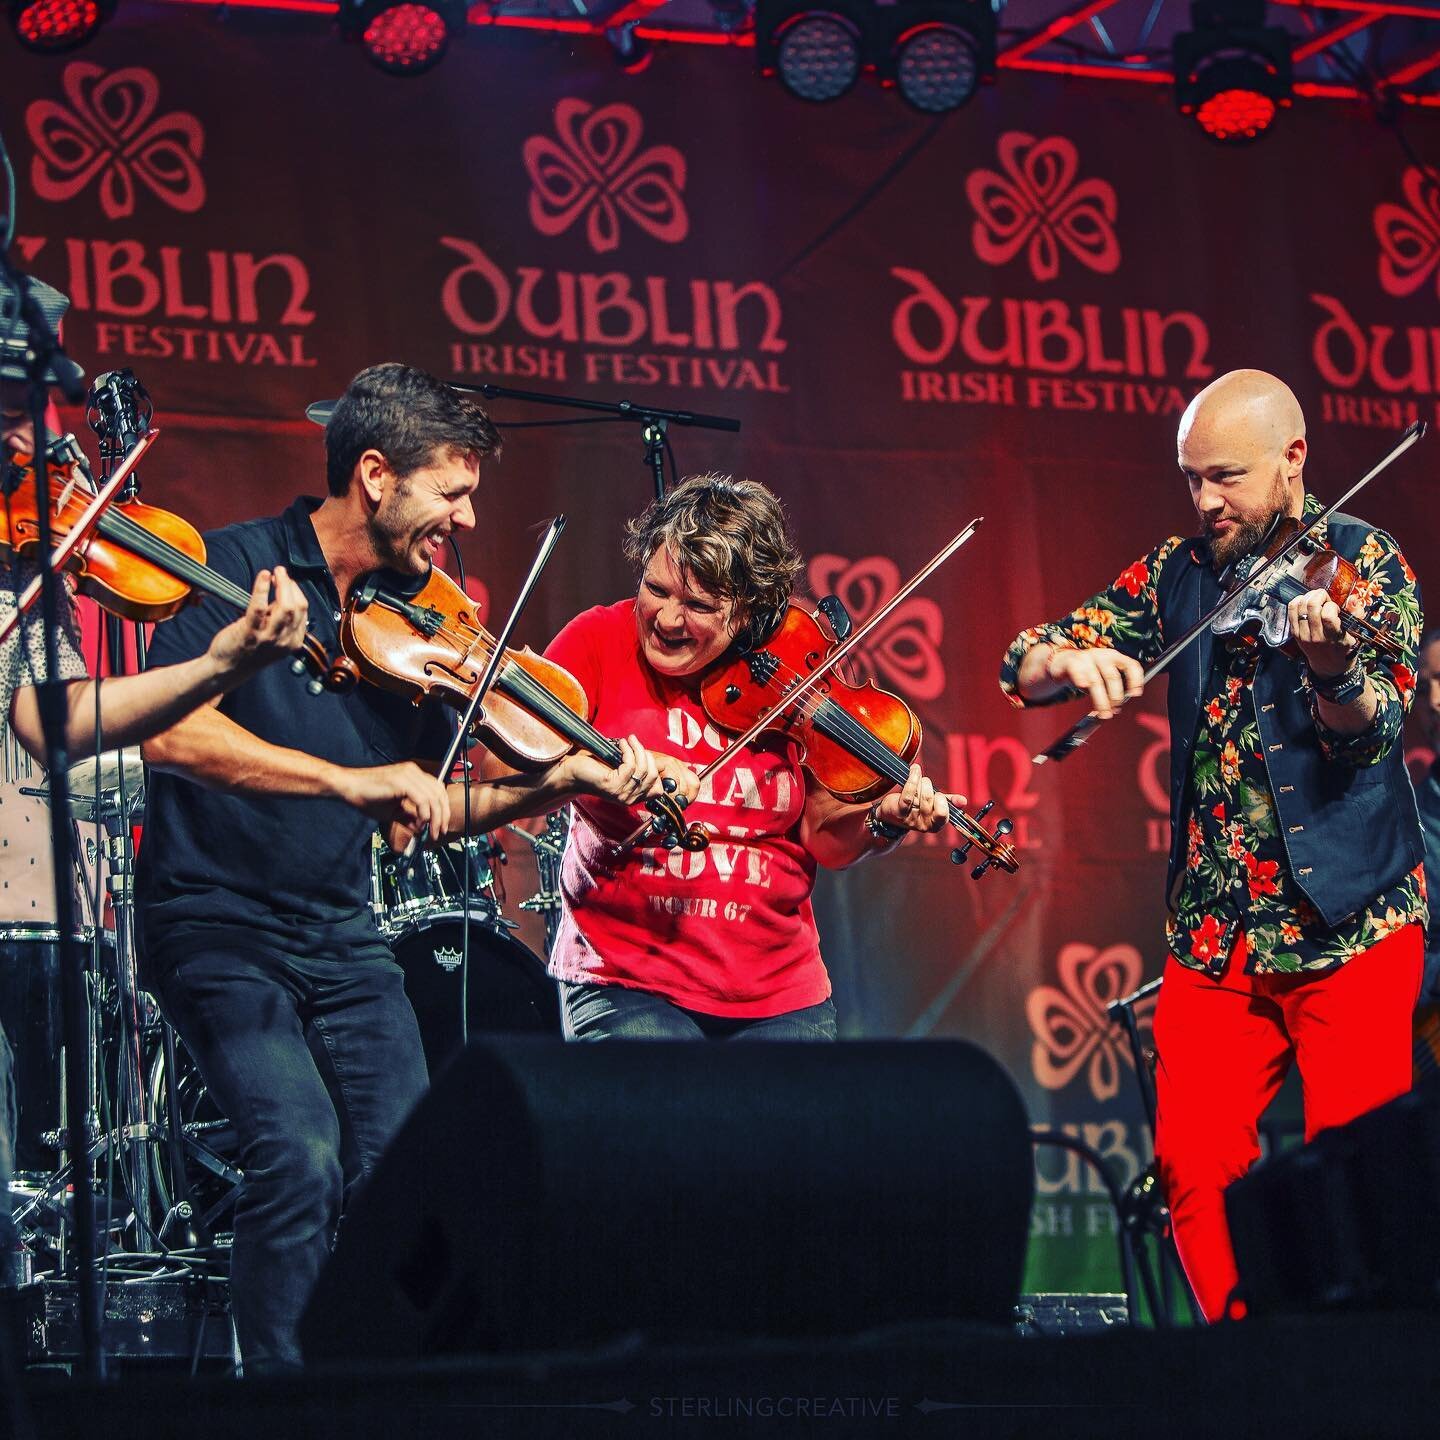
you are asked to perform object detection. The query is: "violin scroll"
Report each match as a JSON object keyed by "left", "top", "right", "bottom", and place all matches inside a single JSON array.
[
  {"left": 646, "top": 779, "right": 709, "bottom": 852},
  {"left": 290, "top": 650, "right": 360, "bottom": 696},
  {"left": 949, "top": 801, "right": 1020, "bottom": 880}
]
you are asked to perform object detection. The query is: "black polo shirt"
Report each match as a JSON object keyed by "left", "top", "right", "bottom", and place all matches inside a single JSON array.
[{"left": 135, "top": 497, "right": 451, "bottom": 973}]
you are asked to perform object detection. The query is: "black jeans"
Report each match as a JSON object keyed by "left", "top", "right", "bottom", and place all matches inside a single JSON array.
[
  {"left": 155, "top": 944, "right": 428, "bottom": 1372},
  {"left": 559, "top": 981, "right": 838, "bottom": 1041}
]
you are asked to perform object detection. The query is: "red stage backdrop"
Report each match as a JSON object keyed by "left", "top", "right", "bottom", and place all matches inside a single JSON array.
[{"left": 3, "top": 10, "right": 1437, "bottom": 1292}]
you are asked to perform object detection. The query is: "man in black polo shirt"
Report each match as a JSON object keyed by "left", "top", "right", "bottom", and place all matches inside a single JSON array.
[{"left": 136, "top": 364, "right": 673, "bottom": 1372}]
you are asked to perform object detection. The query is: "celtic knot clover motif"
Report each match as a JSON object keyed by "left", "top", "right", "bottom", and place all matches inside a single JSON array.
[
  {"left": 523, "top": 98, "right": 687, "bottom": 255},
  {"left": 1026, "top": 943, "right": 1153, "bottom": 1103},
  {"left": 965, "top": 132, "right": 1120, "bottom": 284},
  {"left": 1375, "top": 167, "right": 1440, "bottom": 299},
  {"left": 27, "top": 62, "right": 205, "bottom": 219},
  {"left": 806, "top": 553, "right": 946, "bottom": 701}
]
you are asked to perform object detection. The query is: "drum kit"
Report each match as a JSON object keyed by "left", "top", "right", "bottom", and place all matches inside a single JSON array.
[{"left": 2, "top": 736, "right": 567, "bottom": 1281}]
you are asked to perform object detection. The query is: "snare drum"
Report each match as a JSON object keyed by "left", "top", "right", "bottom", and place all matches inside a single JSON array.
[{"left": 371, "top": 835, "right": 500, "bottom": 938}]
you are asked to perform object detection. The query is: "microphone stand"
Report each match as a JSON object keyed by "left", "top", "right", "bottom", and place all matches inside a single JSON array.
[
  {"left": 0, "top": 249, "right": 104, "bottom": 1377},
  {"left": 446, "top": 381, "right": 741, "bottom": 501},
  {"left": 88, "top": 376, "right": 181, "bottom": 1255}
]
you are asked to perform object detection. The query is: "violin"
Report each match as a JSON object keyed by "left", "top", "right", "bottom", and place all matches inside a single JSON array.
[
  {"left": 699, "top": 598, "right": 1019, "bottom": 879},
  {"left": 339, "top": 564, "right": 700, "bottom": 848},
  {"left": 1213, "top": 514, "right": 1403, "bottom": 661},
  {"left": 0, "top": 439, "right": 354, "bottom": 693}
]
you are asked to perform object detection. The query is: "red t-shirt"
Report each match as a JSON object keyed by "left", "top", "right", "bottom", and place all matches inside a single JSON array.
[{"left": 543, "top": 600, "right": 830, "bottom": 1018}]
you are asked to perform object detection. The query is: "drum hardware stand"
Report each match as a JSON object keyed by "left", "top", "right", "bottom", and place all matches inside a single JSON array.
[
  {"left": 0, "top": 214, "right": 104, "bottom": 1374},
  {"left": 1106, "top": 976, "right": 1204, "bottom": 1327},
  {"left": 8, "top": 789, "right": 166, "bottom": 1256},
  {"left": 510, "top": 809, "right": 569, "bottom": 957},
  {"left": 90, "top": 372, "right": 209, "bottom": 1255},
  {"left": 15, "top": 373, "right": 205, "bottom": 1270}
]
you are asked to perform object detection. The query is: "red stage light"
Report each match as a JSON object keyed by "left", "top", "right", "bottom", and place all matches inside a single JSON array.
[
  {"left": 12, "top": 0, "right": 104, "bottom": 49},
  {"left": 362, "top": 1, "right": 449, "bottom": 72},
  {"left": 1195, "top": 84, "right": 1277, "bottom": 139}
]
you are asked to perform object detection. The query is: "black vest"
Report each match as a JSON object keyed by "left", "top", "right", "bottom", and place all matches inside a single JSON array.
[{"left": 1155, "top": 514, "right": 1423, "bottom": 929}]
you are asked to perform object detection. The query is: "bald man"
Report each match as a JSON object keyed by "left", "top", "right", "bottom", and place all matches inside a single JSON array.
[{"left": 1001, "top": 370, "right": 1425, "bottom": 1321}]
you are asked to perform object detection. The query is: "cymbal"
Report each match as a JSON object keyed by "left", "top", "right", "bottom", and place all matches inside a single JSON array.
[
  {"left": 306, "top": 400, "right": 336, "bottom": 427},
  {"left": 65, "top": 748, "right": 145, "bottom": 817}
]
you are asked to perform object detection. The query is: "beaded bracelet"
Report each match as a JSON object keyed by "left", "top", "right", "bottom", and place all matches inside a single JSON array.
[
  {"left": 1310, "top": 655, "right": 1367, "bottom": 707},
  {"left": 865, "top": 802, "right": 906, "bottom": 845}
]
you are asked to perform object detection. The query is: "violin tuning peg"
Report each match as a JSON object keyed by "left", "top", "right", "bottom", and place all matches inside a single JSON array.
[
  {"left": 306, "top": 678, "right": 324, "bottom": 697},
  {"left": 289, "top": 658, "right": 307, "bottom": 677},
  {"left": 662, "top": 776, "right": 677, "bottom": 794},
  {"left": 971, "top": 859, "right": 994, "bottom": 881},
  {"left": 993, "top": 818, "right": 1014, "bottom": 839},
  {"left": 976, "top": 801, "right": 994, "bottom": 820},
  {"left": 950, "top": 844, "right": 972, "bottom": 865}
]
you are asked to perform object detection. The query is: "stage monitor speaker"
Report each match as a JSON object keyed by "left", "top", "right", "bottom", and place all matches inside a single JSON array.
[
  {"left": 300, "top": 1038, "right": 1033, "bottom": 1361},
  {"left": 1226, "top": 1086, "right": 1440, "bottom": 1314}
]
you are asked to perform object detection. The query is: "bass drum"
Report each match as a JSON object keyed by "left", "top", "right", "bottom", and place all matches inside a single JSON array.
[{"left": 394, "top": 920, "right": 560, "bottom": 1076}]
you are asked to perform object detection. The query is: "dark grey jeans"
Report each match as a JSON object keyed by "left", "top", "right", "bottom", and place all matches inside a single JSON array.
[
  {"left": 559, "top": 981, "right": 837, "bottom": 1041},
  {"left": 154, "top": 944, "right": 428, "bottom": 1373}
]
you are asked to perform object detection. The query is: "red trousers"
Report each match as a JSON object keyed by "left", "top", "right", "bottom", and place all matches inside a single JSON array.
[{"left": 1153, "top": 923, "right": 1422, "bottom": 1322}]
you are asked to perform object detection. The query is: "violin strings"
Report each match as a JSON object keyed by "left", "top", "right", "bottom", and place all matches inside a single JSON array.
[
  {"left": 741, "top": 654, "right": 987, "bottom": 847},
  {"left": 498, "top": 662, "right": 623, "bottom": 766},
  {"left": 372, "top": 599, "right": 626, "bottom": 767},
  {"left": 1266, "top": 573, "right": 1398, "bottom": 654},
  {"left": 98, "top": 507, "right": 255, "bottom": 611}
]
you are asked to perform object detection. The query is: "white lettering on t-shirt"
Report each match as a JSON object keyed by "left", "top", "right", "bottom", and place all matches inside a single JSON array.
[
  {"left": 715, "top": 767, "right": 764, "bottom": 810},
  {"left": 665, "top": 847, "right": 709, "bottom": 882},
  {"left": 773, "top": 769, "right": 793, "bottom": 812},
  {"left": 745, "top": 845, "right": 774, "bottom": 888},
  {"left": 633, "top": 836, "right": 776, "bottom": 892},
  {"left": 648, "top": 894, "right": 720, "bottom": 919},
  {"left": 710, "top": 842, "right": 741, "bottom": 882},
  {"left": 666, "top": 707, "right": 727, "bottom": 753}
]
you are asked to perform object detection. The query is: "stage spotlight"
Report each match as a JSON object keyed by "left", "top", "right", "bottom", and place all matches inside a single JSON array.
[
  {"left": 758, "top": 0, "right": 994, "bottom": 109},
  {"left": 884, "top": 1, "right": 995, "bottom": 113},
  {"left": 339, "top": 0, "right": 466, "bottom": 75},
  {"left": 893, "top": 25, "right": 980, "bottom": 111},
  {"left": 607, "top": 21, "right": 653, "bottom": 73},
  {"left": 1174, "top": 0, "right": 1292, "bottom": 143},
  {"left": 9, "top": 0, "right": 113, "bottom": 51},
  {"left": 756, "top": 0, "right": 872, "bottom": 102}
]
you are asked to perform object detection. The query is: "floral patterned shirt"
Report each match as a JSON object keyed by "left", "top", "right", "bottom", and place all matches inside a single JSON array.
[{"left": 1000, "top": 496, "right": 1426, "bottom": 976}]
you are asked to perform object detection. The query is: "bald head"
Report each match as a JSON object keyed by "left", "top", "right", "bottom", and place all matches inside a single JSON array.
[
  {"left": 1178, "top": 370, "right": 1308, "bottom": 567},
  {"left": 1178, "top": 370, "right": 1306, "bottom": 464}
]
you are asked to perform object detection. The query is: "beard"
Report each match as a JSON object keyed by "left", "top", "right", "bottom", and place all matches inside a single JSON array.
[
  {"left": 367, "top": 484, "right": 430, "bottom": 576},
  {"left": 1206, "top": 470, "right": 1291, "bottom": 573}
]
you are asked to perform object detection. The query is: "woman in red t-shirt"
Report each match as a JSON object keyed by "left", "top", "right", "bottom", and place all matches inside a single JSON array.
[{"left": 530, "top": 474, "right": 959, "bottom": 1040}]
